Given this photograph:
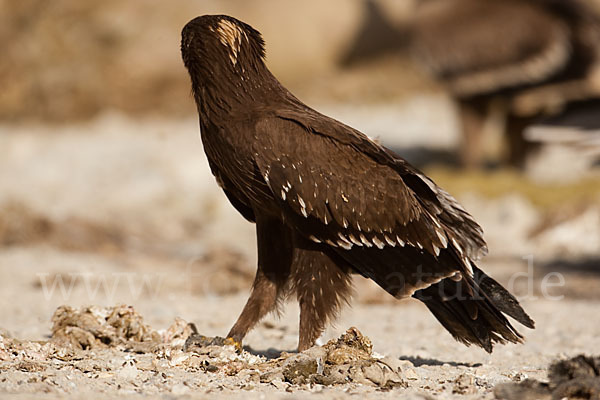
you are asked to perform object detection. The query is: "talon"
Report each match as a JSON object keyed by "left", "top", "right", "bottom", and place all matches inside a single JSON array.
[{"left": 225, "top": 337, "right": 243, "bottom": 352}]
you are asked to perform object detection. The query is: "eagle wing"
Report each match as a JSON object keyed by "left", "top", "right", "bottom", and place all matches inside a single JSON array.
[{"left": 252, "top": 112, "right": 486, "bottom": 298}]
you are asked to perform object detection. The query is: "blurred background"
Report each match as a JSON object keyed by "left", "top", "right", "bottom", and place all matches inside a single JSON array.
[{"left": 1, "top": 0, "right": 599, "bottom": 338}]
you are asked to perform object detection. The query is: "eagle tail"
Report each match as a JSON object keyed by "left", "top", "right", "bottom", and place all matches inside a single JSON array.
[
  {"left": 413, "top": 267, "right": 534, "bottom": 353},
  {"left": 472, "top": 265, "right": 535, "bottom": 329}
]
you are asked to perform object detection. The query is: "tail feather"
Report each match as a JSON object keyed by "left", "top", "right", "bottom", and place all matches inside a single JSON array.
[
  {"left": 413, "top": 267, "right": 534, "bottom": 353},
  {"left": 473, "top": 266, "right": 535, "bottom": 329}
]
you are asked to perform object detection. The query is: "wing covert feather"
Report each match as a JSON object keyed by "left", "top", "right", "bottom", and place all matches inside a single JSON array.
[{"left": 253, "top": 116, "right": 449, "bottom": 257}]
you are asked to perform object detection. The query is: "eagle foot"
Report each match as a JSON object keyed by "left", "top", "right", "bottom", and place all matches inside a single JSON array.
[{"left": 225, "top": 337, "right": 243, "bottom": 353}]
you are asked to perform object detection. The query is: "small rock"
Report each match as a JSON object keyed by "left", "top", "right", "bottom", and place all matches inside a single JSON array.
[
  {"left": 50, "top": 305, "right": 162, "bottom": 351},
  {"left": 282, "top": 353, "right": 319, "bottom": 385},
  {"left": 260, "top": 370, "right": 285, "bottom": 383},
  {"left": 362, "top": 362, "right": 386, "bottom": 385},
  {"left": 314, "top": 364, "right": 351, "bottom": 386},
  {"left": 205, "top": 364, "right": 218, "bottom": 373},
  {"left": 378, "top": 356, "right": 407, "bottom": 373}
]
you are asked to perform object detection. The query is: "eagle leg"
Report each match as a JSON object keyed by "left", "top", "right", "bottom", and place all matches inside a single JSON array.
[
  {"left": 226, "top": 215, "right": 293, "bottom": 345},
  {"left": 505, "top": 113, "right": 539, "bottom": 168},
  {"left": 291, "top": 240, "right": 354, "bottom": 352}
]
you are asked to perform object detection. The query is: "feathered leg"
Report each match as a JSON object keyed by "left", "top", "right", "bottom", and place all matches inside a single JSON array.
[
  {"left": 291, "top": 239, "right": 354, "bottom": 351},
  {"left": 227, "top": 215, "right": 293, "bottom": 344}
]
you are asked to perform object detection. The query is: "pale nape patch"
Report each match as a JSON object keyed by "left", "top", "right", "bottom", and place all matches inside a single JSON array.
[{"left": 214, "top": 19, "right": 248, "bottom": 65}]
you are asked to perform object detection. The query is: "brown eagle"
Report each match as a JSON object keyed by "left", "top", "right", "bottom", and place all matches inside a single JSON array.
[
  {"left": 411, "top": 0, "right": 600, "bottom": 167},
  {"left": 181, "top": 15, "right": 534, "bottom": 352},
  {"left": 341, "top": 0, "right": 600, "bottom": 167}
]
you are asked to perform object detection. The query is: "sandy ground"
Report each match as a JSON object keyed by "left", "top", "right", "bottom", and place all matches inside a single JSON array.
[
  {"left": 1, "top": 254, "right": 599, "bottom": 400},
  {"left": 1, "top": 107, "right": 599, "bottom": 399}
]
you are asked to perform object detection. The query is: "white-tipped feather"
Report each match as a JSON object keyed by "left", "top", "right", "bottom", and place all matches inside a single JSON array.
[
  {"left": 384, "top": 234, "right": 397, "bottom": 247},
  {"left": 451, "top": 238, "right": 463, "bottom": 255},
  {"left": 437, "top": 230, "right": 449, "bottom": 248},
  {"left": 359, "top": 233, "right": 373, "bottom": 247},
  {"left": 396, "top": 236, "right": 406, "bottom": 247},
  {"left": 337, "top": 233, "right": 353, "bottom": 250},
  {"left": 348, "top": 234, "right": 363, "bottom": 246},
  {"left": 372, "top": 237, "right": 385, "bottom": 249}
]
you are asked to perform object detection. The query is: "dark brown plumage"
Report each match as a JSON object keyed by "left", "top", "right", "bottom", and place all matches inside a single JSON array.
[{"left": 181, "top": 15, "right": 534, "bottom": 352}]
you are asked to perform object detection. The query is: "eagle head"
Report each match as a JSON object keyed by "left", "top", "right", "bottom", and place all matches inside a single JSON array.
[{"left": 181, "top": 15, "right": 266, "bottom": 82}]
